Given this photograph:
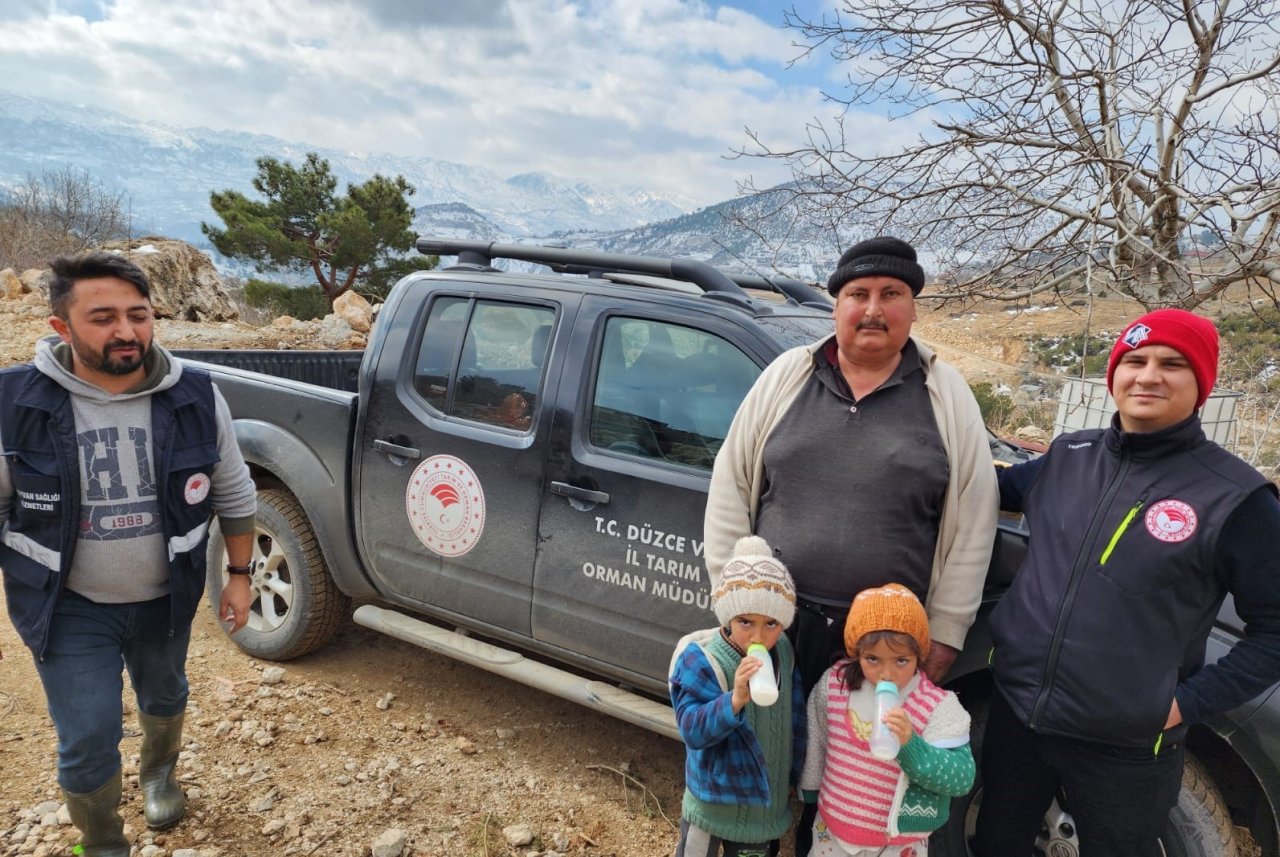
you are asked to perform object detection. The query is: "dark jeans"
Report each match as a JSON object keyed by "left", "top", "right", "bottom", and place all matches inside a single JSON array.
[
  {"left": 789, "top": 600, "right": 849, "bottom": 697},
  {"left": 674, "top": 819, "right": 780, "bottom": 857},
  {"left": 33, "top": 591, "right": 191, "bottom": 793},
  {"left": 788, "top": 601, "right": 849, "bottom": 857},
  {"left": 972, "top": 688, "right": 1184, "bottom": 857}
]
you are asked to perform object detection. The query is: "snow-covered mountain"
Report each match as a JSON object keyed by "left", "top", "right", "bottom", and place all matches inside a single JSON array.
[
  {"left": 412, "top": 203, "right": 512, "bottom": 243},
  {"left": 552, "top": 186, "right": 865, "bottom": 280},
  {"left": 414, "top": 187, "right": 865, "bottom": 281},
  {"left": 0, "top": 90, "right": 862, "bottom": 279},
  {"left": 0, "top": 90, "right": 695, "bottom": 244}
]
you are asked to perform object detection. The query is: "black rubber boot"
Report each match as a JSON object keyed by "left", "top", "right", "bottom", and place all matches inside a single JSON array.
[
  {"left": 137, "top": 710, "right": 187, "bottom": 829},
  {"left": 62, "top": 769, "right": 130, "bottom": 857}
]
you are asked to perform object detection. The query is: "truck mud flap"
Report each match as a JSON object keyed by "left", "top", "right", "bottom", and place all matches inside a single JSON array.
[{"left": 352, "top": 605, "right": 680, "bottom": 740}]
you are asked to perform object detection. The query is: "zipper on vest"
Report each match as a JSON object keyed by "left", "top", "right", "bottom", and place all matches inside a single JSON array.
[
  {"left": 1098, "top": 497, "right": 1146, "bottom": 566},
  {"left": 1029, "top": 452, "right": 1132, "bottom": 729}
]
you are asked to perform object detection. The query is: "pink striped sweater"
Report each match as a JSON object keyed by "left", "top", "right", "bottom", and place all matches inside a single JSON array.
[{"left": 800, "top": 666, "right": 972, "bottom": 848}]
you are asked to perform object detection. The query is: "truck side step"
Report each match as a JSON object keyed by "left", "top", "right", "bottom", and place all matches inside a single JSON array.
[{"left": 352, "top": 605, "right": 680, "bottom": 741}]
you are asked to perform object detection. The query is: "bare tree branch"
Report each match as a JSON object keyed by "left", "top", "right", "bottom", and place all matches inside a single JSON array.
[
  {"left": 741, "top": 0, "right": 1280, "bottom": 309},
  {"left": 0, "top": 167, "right": 132, "bottom": 272}
]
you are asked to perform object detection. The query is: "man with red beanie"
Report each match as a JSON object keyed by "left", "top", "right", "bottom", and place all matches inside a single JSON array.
[{"left": 972, "top": 308, "right": 1280, "bottom": 857}]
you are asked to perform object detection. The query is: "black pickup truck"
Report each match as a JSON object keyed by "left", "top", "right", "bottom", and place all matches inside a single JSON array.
[{"left": 180, "top": 239, "right": 1279, "bottom": 857}]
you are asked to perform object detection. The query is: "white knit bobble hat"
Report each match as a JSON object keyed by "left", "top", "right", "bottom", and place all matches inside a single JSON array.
[{"left": 711, "top": 535, "right": 797, "bottom": 629}]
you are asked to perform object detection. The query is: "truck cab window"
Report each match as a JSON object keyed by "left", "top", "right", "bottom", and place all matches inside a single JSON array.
[
  {"left": 413, "top": 298, "right": 555, "bottom": 431},
  {"left": 589, "top": 317, "right": 761, "bottom": 469}
]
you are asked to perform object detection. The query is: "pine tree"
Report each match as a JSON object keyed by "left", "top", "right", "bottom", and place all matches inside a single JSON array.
[{"left": 203, "top": 153, "right": 432, "bottom": 304}]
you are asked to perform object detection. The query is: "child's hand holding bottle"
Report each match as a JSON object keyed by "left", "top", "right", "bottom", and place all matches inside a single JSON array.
[
  {"left": 883, "top": 707, "right": 915, "bottom": 746},
  {"left": 731, "top": 654, "right": 763, "bottom": 712}
]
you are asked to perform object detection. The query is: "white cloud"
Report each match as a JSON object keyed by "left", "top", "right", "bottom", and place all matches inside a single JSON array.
[{"left": 0, "top": 0, "right": 850, "bottom": 205}]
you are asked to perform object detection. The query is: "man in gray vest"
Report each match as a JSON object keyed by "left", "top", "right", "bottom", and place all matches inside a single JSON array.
[{"left": 0, "top": 252, "right": 258, "bottom": 856}]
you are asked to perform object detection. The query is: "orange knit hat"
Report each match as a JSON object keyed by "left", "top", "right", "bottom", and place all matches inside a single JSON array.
[{"left": 843, "top": 583, "right": 931, "bottom": 661}]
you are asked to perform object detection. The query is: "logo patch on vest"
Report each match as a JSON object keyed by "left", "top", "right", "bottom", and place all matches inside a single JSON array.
[
  {"left": 183, "top": 473, "right": 211, "bottom": 505},
  {"left": 1122, "top": 323, "right": 1152, "bottom": 349},
  {"left": 1145, "top": 499, "right": 1197, "bottom": 543}
]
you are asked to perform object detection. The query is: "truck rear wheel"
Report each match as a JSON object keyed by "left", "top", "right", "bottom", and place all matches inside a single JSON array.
[{"left": 205, "top": 488, "right": 350, "bottom": 660}]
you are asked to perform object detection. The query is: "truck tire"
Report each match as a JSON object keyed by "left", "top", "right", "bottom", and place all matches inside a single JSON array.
[
  {"left": 1163, "top": 755, "right": 1237, "bottom": 857},
  {"left": 205, "top": 488, "right": 350, "bottom": 660},
  {"left": 931, "top": 698, "right": 1236, "bottom": 857}
]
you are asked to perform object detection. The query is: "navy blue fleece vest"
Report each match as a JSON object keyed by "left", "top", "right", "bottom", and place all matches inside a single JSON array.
[
  {"left": 0, "top": 364, "right": 220, "bottom": 657},
  {"left": 989, "top": 416, "right": 1269, "bottom": 745}
]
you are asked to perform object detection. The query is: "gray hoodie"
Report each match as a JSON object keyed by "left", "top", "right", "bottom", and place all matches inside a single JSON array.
[{"left": 0, "top": 336, "right": 256, "bottom": 603}]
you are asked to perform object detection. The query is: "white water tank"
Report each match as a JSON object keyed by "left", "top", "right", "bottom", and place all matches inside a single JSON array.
[{"left": 1054, "top": 377, "right": 1240, "bottom": 450}]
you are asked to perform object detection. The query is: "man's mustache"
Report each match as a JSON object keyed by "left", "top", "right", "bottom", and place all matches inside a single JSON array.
[{"left": 856, "top": 321, "right": 888, "bottom": 331}]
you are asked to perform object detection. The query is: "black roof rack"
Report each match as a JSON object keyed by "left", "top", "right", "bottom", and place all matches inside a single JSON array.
[
  {"left": 417, "top": 238, "right": 754, "bottom": 310},
  {"left": 731, "top": 274, "right": 832, "bottom": 310}
]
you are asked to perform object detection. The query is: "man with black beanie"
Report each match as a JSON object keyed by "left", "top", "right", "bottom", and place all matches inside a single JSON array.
[
  {"left": 707, "top": 235, "right": 995, "bottom": 684},
  {"left": 705, "top": 236, "right": 996, "bottom": 854}
]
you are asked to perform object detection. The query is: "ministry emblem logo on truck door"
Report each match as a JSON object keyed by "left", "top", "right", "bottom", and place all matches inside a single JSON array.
[{"left": 405, "top": 455, "right": 487, "bottom": 557}]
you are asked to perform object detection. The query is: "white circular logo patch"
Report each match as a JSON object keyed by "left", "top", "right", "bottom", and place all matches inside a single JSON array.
[
  {"left": 183, "top": 473, "right": 211, "bottom": 505},
  {"left": 405, "top": 455, "right": 486, "bottom": 557},
  {"left": 1145, "top": 499, "right": 1197, "bottom": 543}
]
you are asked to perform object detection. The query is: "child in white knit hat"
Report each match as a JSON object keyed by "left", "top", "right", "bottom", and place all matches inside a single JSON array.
[{"left": 668, "top": 535, "right": 804, "bottom": 857}]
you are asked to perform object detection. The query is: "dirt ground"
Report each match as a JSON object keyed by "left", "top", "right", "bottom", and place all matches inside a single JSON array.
[
  {"left": 0, "top": 590, "right": 685, "bottom": 857},
  {"left": 0, "top": 286, "right": 1269, "bottom": 857}
]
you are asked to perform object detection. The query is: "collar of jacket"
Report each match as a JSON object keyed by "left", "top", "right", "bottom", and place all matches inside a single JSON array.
[{"left": 1104, "top": 412, "right": 1205, "bottom": 459}]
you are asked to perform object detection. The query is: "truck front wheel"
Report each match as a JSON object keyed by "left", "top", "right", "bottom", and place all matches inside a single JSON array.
[{"left": 205, "top": 488, "right": 350, "bottom": 660}]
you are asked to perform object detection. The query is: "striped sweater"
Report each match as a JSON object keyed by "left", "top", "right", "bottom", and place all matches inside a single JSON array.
[{"left": 801, "top": 664, "right": 974, "bottom": 847}]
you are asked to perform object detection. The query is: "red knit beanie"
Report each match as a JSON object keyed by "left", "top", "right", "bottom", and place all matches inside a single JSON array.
[{"left": 1106, "top": 309, "right": 1219, "bottom": 409}]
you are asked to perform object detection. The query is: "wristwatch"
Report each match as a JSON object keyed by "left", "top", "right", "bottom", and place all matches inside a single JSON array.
[{"left": 226, "top": 564, "right": 252, "bottom": 576}]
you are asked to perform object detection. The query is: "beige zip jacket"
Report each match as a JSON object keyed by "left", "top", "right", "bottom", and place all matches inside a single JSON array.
[{"left": 703, "top": 336, "right": 998, "bottom": 649}]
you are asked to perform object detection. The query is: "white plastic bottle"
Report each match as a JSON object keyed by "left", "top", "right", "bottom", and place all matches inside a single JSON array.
[
  {"left": 869, "top": 680, "right": 901, "bottom": 760},
  {"left": 746, "top": 643, "right": 779, "bottom": 707}
]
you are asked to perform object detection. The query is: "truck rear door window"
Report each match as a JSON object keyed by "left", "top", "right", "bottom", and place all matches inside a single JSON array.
[
  {"left": 412, "top": 297, "right": 555, "bottom": 432},
  {"left": 589, "top": 317, "right": 760, "bottom": 469}
]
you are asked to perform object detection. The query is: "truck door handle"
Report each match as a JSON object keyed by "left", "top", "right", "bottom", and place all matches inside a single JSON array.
[
  {"left": 550, "top": 481, "right": 610, "bottom": 506},
  {"left": 373, "top": 438, "right": 421, "bottom": 460}
]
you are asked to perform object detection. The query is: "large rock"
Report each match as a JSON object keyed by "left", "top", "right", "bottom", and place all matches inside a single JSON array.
[
  {"left": 19, "top": 268, "right": 49, "bottom": 296},
  {"left": 96, "top": 237, "right": 240, "bottom": 322},
  {"left": 318, "top": 315, "right": 356, "bottom": 348},
  {"left": 332, "top": 290, "right": 372, "bottom": 333}
]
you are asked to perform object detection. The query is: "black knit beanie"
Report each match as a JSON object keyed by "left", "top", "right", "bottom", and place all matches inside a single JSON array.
[{"left": 826, "top": 236, "right": 926, "bottom": 297}]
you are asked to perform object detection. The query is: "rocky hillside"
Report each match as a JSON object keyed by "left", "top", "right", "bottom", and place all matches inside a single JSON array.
[{"left": 0, "top": 239, "right": 371, "bottom": 368}]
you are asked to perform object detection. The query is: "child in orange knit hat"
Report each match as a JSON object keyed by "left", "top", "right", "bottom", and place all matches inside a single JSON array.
[{"left": 800, "top": 583, "right": 975, "bottom": 856}]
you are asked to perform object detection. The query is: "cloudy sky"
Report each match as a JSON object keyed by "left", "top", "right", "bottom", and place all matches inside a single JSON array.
[{"left": 0, "top": 0, "right": 869, "bottom": 207}]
